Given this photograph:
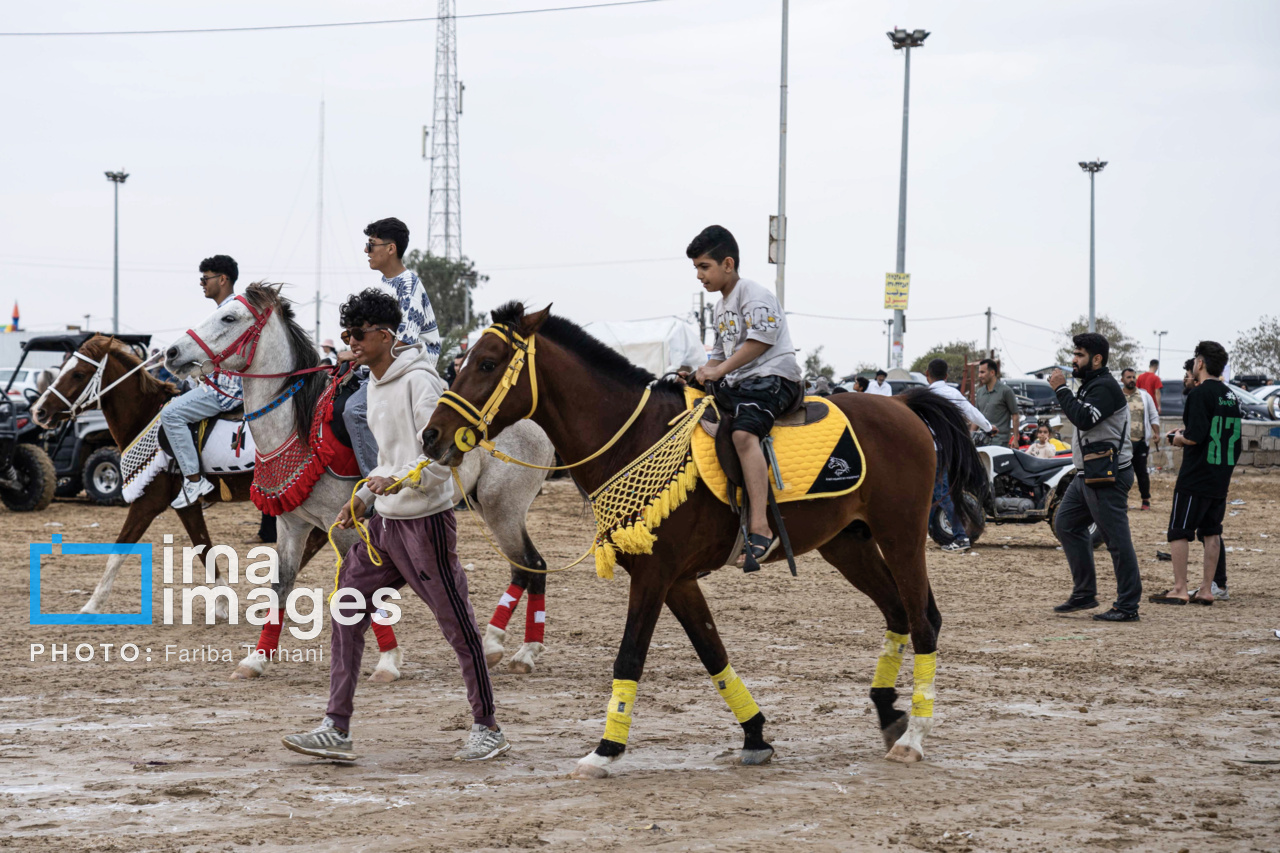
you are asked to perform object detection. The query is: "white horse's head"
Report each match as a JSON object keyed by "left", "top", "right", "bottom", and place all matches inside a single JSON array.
[{"left": 164, "top": 282, "right": 283, "bottom": 379}]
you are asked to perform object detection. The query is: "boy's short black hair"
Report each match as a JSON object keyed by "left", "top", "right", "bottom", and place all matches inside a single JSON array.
[
  {"left": 685, "top": 225, "right": 740, "bottom": 272},
  {"left": 978, "top": 357, "right": 1000, "bottom": 374},
  {"left": 1194, "top": 340, "right": 1228, "bottom": 377},
  {"left": 853, "top": 376, "right": 869, "bottom": 391},
  {"left": 926, "top": 358, "right": 949, "bottom": 381},
  {"left": 875, "top": 369, "right": 887, "bottom": 379},
  {"left": 1072, "top": 332, "right": 1110, "bottom": 367},
  {"left": 340, "top": 287, "right": 402, "bottom": 330},
  {"left": 1149, "top": 359, "right": 1159, "bottom": 368},
  {"left": 199, "top": 255, "right": 239, "bottom": 285},
  {"left": 1183, "top": 357, "right": 1195, "bottom": 373},
  {"left": 364, "top": 217, "right": 410, "bottom": 259}
]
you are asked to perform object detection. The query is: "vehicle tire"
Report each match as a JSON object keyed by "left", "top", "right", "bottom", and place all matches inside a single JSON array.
[
  {"left": 928, "top": 491, "right": 985, "bottom": 547},
  {"left": 55, "top": 474, "right": 84, "bottom": 498},
  {"left": 83, "top": 447, "right": 125, "bottom": 506},
  {"left": 1046, "top": 474, "right": 1106, "bottom": 551},
  {"left": 0, "top": 443, "right": 58, "bottom": 512}
]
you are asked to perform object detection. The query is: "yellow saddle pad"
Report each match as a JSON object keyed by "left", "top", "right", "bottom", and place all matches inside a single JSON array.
[{"left": 686, "top": 387, "right": 866, "bottom": 505}]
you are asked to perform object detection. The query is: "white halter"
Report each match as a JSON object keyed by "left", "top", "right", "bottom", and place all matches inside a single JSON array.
[{"left": 47, "top": 349, "right": 164, "bottom": 418}]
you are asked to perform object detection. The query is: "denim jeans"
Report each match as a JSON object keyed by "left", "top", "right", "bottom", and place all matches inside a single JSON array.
[
  {"left": 160, "top": 388, "right": 225, "bottom": 479},
  {"left": 342, "top": 379, "right": 379, "bottom": 477},
  {"left": 1054, "top": 466, "right": 1142, "bottom": 613},
  {"left": 933, "top": 468, "right": 967, "bottom": 542}
]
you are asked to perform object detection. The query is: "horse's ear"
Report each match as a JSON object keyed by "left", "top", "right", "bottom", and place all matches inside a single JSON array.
[{"left": 523, "top": 304, "right": 553, "bottom": 335}]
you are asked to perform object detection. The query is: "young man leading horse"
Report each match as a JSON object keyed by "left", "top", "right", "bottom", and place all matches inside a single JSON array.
[
  {"left": 163, "top": 254, "right": 245, "bottom": 509},
  {"left": 687, "top": 225, "right": 804, "bottom": 569}
]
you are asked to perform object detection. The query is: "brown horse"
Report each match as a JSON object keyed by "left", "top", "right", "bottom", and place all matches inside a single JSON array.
[
  {"left": 422, "top": 303, "right": 986, "bottom": 778},
  {"left": 32, "top": 336, "right": 329, "bottom": 617}
]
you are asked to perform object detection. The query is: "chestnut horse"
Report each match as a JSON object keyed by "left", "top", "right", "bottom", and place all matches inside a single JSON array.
[{"left": 422, "top": 303, "right": 986, "bottom": 779}]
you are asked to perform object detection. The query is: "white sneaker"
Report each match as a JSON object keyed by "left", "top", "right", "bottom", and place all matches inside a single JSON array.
[
  {"left": 453, "top": 723, "right": 511, "bottom": 761},
  {"left": 171, "top": 476, "right": 215, "bottom": 509},
  {"left": 282, "top": 716, "right": 356, "bottom": 761},
  {"left": 941, "top": 538, "right": 971, "bottom": 553},
  {"left": 1211, "top": 582, "right": 1229, "bottom": 601}
]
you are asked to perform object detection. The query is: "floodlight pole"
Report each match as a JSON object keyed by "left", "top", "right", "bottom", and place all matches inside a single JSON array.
[
  {"left": 1079, "top": 159, "right": 1106, "bottom": 333},
  {"left": 105, "top": 170, "right": 129, "bottom": 334},
  {"left": 1154, "top": 329, "right": 1168, "bottom": 365},
  {"left": 888, "top": 27, "right": 929, "bottom": 369},
  {"left": 775, "top": 0, "right": 789, "bottom": 308}
]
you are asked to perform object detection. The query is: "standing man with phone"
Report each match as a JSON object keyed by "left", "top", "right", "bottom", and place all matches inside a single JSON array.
[{"left": 1047, "top": 333, "right": 1141, "bottom": 622}]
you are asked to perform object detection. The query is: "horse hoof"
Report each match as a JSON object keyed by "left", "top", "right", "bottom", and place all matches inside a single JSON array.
[
  {"left": 881, "top": 714, "right": 910, "bottom": 751},
  {"left": 370, "top": 647, "right": 402, "bottom": 682},
  {"left": 885, "top": 744, "right": 923, "bottom": 764},
  {"left": 483, "top": 625, "right": 506, "bottom": 667},
  {"left": 230, "top": 665, "right": 261, "bottom": 680},
  {"left": 508, "top": 642, "right": 543, "bottom": 674},
  {"left": 740, "top": 747, "right": 774, "bottom": 766},
  {"left": 80, "top": 600, "right": 103, "bottom": 615},
  {"left": 508, "top": 660, "right": 533, "bottom": 674},
  {"left": 369, "top": 668, "right": 398, "bottom": 683},
  {"left": 570, "top": 752, "right": 614, "bottom": 780}
]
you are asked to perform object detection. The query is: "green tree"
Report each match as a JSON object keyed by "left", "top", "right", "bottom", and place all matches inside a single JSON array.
[
  {"left": 1230, "top": 316, "right": 1280, "bottom": 377},
  {"left": 403, "top": 250, "right": 488, "bottom": 369},
  {"left": 1055, "top": 315, "right": 1140, "bottom": 371},
  {"left": 910, "top": 339, "right": 981, "bottom": 378},
  {"left": 803, "top": 346, "right": 836, "bottom": 381}
]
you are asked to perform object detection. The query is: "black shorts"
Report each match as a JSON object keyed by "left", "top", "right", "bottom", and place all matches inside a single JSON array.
[
  {"left": 709, "top": 376, "right": 803, "bottom": 439},
  {"left": 1167, "top": 490, "right": 1226, "bottom": 542}
]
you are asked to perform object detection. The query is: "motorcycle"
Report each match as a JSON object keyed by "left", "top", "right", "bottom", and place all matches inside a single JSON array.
[{"left": 929, "top": 422, "right": 1105, "bottom": 549}]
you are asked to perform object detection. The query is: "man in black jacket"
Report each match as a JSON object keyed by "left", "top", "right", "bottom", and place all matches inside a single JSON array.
[{"left": 1047, "top": 333, "right": 1142, "bottom": 622}]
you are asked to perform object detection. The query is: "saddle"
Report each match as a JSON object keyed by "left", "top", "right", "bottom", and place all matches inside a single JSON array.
[{"left": 157, "top": 406, "right": 247, "bottom": 460}]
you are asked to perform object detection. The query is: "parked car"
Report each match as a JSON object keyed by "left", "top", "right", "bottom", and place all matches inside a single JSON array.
[
  {"left": 1003, "top": 376, "right": 1060, "bottom": 418},
  {"left": 1248, "top": 384, "right": 1280, "bottom": 402},
  {"left": 0, "top": 366, "right": 54, "bottom": 399},
  {"left": 889, "top": 379, "right": 927, "bottom": 395},
  {"left": 1157, "top": 380, "right": 1272, "bottom": 422},
  {"left": 1228, "top": 384, "right": 1275, "bottom": 420}
]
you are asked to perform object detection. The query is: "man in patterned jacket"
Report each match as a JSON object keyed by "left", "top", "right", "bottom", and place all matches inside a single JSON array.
[{"left": 344, "top": 217, "right": 442, "bottom": 475}]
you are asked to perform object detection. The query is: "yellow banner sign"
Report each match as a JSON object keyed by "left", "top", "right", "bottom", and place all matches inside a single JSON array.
[{"left": 884, "top": 273, "right": 910, "bottom": 310}]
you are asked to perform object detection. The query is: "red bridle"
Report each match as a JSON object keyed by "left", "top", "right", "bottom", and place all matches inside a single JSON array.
[{"left": 184, "top": 295, "right": 333, "bottom": 399}]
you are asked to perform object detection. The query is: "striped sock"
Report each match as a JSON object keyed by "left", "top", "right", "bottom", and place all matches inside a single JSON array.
[
  {"left": 371, "top": 612, "right": 398, "bottom": 652},
  {"left": 490, "top": 584, "right": 524, "bottom": 631},
  {"left": 525, "top": 594, "right": 546, "bottom": 644}
]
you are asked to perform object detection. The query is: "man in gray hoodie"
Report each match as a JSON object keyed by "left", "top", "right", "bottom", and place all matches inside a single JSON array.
[{"left": 283, "top": 289, "right": 509, "bottom": 763}]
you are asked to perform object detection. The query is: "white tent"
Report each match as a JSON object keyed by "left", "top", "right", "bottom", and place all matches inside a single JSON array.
[{"left": 580, "top": 317, "right": 708, "bottom": 377}]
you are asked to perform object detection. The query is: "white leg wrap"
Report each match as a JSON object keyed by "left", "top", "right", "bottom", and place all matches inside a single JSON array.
[
  {"left": 483, "top": 625, "right": 507, "bottom": 666},
  {"left": 371, "top": 646, "right": 403, "bottom": 681}
]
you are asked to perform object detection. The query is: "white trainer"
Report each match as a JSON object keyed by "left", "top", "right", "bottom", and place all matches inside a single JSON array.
[
  {"left": 171, "top": 476, "right": 215, "bottom": 509},
  {"left": 453, "top": 724, "right": 511, "bottom": 761}
]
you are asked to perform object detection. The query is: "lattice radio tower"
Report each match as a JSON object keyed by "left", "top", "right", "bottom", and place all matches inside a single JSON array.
[{"left": 426, "top": 0, "right": 462, "bottom": 261}]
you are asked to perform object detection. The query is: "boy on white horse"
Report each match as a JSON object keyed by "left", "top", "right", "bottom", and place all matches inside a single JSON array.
[
  {"left": 283, "top": 288, "right": 510, "bottom": 763},
  {"left": 163, "top": 254, "right": 243, "bottom": 509}
]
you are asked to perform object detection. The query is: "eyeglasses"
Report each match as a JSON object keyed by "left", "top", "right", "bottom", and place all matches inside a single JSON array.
[
  {"left": 199, "top": 274, "right": 224, "bottom": 284},
  {"left": 340, "top": 326, "right": 392, "bottom": 345},
  {"left": 364, "top": 240, "right": 392, "bottom": 252}
]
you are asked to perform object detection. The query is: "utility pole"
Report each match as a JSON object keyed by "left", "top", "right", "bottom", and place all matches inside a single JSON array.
[
  {"left": 1079, "top": 159, "right": 1107, "bottom": 333},
  {"left": 884, "top": 318, "right": 893, "bottom": 369},
  {"left": 315, "top": 99, "right": 325, "bottom": 346},
  {"left": 985, "top": 306, "right": 993, "bottom": 358},
  {"left": 104, "top": 170, "right": 129, "bottom": 334},
  {"left": 887, "top": 27, "right": 929, "bottom": 369},
  {"left": 428, "top": 0, "right": 462, "bottom": 261},
  {"left": 1154, "top": 329, "right": 1168, "bottom": 366},
  {"left": 772, "top": 0, "right": 790, "bottom": 308}
]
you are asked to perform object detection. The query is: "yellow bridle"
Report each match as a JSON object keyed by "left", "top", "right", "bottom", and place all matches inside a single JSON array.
[{"left": 437, "top": 324, "right": 539, "bottom": 455}]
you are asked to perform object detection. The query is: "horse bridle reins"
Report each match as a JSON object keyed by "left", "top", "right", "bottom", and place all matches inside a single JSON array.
[
  {"left": 46, "top": 346, "right": 165, "bottom": 418},
  {"left": 436, "top": 323, "right": 654, "bottom": 471},
  {"left": 184, "top": 294, "right": 332, "bottom": 401}
]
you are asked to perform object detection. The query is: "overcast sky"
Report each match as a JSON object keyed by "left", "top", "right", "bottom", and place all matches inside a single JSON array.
[{"left": 1, "top": 0, "right": 1277, "bottom": 376}]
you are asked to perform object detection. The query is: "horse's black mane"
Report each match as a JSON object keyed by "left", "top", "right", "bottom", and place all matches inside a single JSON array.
[
  {"left": 490, "top": 301, "right": 683, "bottom": 394},
  {"left": 243, "top": 282, "right": 327, "bottom": 442}
]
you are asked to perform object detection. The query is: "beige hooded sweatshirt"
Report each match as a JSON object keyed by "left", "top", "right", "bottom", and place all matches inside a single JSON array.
[{"left": 353, "top": 346, "right": 454, "bottom": 519}]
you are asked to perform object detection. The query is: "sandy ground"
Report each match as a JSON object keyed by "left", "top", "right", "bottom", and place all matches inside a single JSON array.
[{"left": 2, "top": 470, "right": 1278, "bottom": 852}]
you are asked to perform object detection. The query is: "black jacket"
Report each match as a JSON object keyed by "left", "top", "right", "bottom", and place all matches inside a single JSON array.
[{"left": 1054, "top": 366, "right": 1133, "bottom": 469}]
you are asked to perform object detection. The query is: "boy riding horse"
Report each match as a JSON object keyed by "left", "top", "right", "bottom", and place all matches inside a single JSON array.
[
  {"left": 687, "top": 225, "right": 803, "bottom": 570},
  {"left": 163, "top": 254, "right": 244, "bottom": 509}
]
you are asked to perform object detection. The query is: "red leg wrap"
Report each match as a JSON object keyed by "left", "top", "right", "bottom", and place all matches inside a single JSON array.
[
  {"left": 255, "top": 610, "right": 283, "bottom": 655},
  {"left": 489, "top": 584, "right": 524, "bottom": 631},
  {"left": 371, "top": 618, "right": 398, "bottom": 653},
  {"left": 525, "top": 594, "right": 546, "bottom": 644}
]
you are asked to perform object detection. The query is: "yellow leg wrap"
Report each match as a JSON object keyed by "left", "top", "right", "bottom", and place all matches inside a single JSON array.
[
  {"left": 602, "top": 679, "right": 639, "bottom": 745},
  {"left": 911, "top": 651, "right": 937, "bottom": 718},
  {"left": 711, "top": 664, "right": 761, "bottom": 724},
  {"left": 871, "top": 630, "right": 910, "bottom": 689}
]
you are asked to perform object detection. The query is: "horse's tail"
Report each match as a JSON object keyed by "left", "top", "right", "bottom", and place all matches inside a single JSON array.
[{"left": 899, "top": 388, "right": 989, "bottom": 533}]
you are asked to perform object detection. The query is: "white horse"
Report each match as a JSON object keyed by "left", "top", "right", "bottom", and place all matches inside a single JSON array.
[{"left": 163, "top": 283, "right": 555, "bottom": 680}]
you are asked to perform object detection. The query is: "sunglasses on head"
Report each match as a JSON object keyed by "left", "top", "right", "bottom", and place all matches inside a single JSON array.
[{"left": 340, "top": 326, "right": 392, "bottom": 345}]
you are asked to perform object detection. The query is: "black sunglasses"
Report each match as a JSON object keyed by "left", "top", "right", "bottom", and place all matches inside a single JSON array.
[
  {"left": 364, "top": 240, "right": 392, "bottom": 252},
  {"left": 340, "top": 326, "right": 392, "bottom": 345},
  {"left": 199, "top": 274, "right": 223, "bottom": 284}
]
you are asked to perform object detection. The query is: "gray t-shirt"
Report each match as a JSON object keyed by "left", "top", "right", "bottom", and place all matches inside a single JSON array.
[
  {"left": 710, "top": 278, "right": 803, "bottom": 387},
  {"left": 976, "top": 381, "right": 1020, "bottom": 444}
]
